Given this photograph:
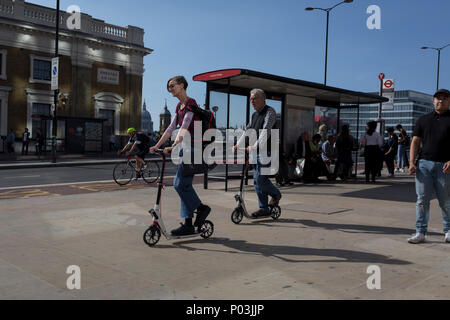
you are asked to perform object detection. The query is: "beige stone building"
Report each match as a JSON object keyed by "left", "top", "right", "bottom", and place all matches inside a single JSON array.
[{"left": 0, "top": 0, "right": 152, "bottom": 153}]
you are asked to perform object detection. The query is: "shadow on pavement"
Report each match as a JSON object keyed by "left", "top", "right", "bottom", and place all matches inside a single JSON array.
[
  {"left": 339, "top": 180, "right": 423, "bottom": 203},
  {"left": 246, "top": 218, "right": 442, "bottom": 236},
  {"left": 160, "top": 237, "right": 411, "bottom": 265}
]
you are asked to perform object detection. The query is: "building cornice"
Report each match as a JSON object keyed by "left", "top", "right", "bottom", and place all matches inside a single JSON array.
[{"left": 0, "top": 21, "right": 148, "bottom": 75}]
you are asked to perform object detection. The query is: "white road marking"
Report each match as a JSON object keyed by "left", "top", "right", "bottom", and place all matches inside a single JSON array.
[
  {"left": 3, "top": 175, "right": 41, "bottom": 179},
  {"left": 0, "top": 170, "right": 242, "bottom": 191}
]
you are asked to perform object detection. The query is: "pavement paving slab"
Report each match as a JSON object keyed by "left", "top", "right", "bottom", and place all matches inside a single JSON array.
[{"left": 1, "top": 171, "right": 449, "bottom": 300}]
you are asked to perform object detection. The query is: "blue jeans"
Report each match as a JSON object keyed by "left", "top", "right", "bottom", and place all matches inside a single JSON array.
[
  {"left": 415, "top": 159, "right": 450, "bottom": 234},
  {"left": 397, "top": 144, "right": 407, "bottom": 168},
  {"left": 173, "top": 163, "right": 201, "bottom": 219},
  {"left": 253, "top": 156, "right": 281, "bottom": 211}
]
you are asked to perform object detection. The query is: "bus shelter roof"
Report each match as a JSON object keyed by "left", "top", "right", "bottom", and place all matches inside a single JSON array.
[{"left": 193, "top": 68, "right": 388, "bottom": 108}]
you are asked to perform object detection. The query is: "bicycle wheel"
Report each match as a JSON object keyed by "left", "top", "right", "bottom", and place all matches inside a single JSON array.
[
  {"left": 113, "top": 162, "right": 134, "bottom": 185},
  {"left": 141, "top": 160, "right": 160, "bottom": 184}
]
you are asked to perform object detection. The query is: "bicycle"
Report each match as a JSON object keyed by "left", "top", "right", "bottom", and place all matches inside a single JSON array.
[{"left": 113, "top": 154, "right": 160, "bottom": 186}]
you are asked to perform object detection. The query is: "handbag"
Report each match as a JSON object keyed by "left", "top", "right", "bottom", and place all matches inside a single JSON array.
[
  {"left": 359, "top": 146, "right": 365, "bottom": 157},
  {"left": 294, "top": 158, "right": 305, "bottom": 178}
]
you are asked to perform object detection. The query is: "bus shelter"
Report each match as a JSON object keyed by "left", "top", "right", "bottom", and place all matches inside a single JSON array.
[{"left": 193, "top": 68, "right": 388, "bottom": 190}]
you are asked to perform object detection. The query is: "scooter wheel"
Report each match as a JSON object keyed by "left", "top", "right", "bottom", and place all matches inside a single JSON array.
[
  {"left": 231, "top": 208, "right": 244, "bottom": 224},
  {"left": 200, "top": 220, "right": 214, "bottom": 239},
  {"left": 270, "top": 206, "right": 281, "bottom": 220},
  {"left": 143, "top": 225, "right": 161, "bottom": 246}
]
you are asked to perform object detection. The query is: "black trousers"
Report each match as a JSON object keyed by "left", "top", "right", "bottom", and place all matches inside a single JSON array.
[
  {"left": 385, "top": 153, "right": 396, "bottom": 175},
  {"left": 364, "top": 145, "right": 381, "bottom": 181}
]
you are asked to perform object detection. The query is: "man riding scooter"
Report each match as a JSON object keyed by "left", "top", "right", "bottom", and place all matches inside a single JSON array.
[{"left": 232, "top": 88, "right": 282, "bottom": 218}]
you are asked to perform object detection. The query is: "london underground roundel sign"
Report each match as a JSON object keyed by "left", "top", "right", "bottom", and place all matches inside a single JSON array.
[{"left": 384, "top": 79, "right": 393, "bottom": 89}]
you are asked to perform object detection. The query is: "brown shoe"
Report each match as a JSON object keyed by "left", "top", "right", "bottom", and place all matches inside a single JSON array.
[
  {"left": 251, "top": 209, "right": 271, "bottom": 218},
  {"left": 269, "top": 194, "right": 282, "bottom": 207}
]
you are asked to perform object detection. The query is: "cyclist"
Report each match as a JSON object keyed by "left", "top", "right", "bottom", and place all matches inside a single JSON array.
[{"left": 118, "top": 128, "right": 150, "bottom": 177}]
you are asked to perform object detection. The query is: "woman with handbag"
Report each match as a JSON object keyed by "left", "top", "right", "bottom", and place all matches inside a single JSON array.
[
  {"left": 150, "top": 76, "right": 211, "bottom": 236},
  {"left": 335, "top": 125, "right": 355, "bottom": 181},
  {"left": 361, "top": 121, "right": 384, "bottom": 183}
]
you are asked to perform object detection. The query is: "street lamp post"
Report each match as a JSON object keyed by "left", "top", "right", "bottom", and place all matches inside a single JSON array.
[
  {"left": 52, "top": 0, "right": 60, "bottom": 163},
  {"left": 305, "top": 0, "right": 353, "bottom": 86},
  {"left": 421, "top": 44, "right": 449, "bottom": 91}
]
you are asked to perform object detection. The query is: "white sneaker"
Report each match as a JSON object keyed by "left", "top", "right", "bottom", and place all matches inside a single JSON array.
[
  {"left": 408, "top": 233, "right": 426, "bottom": 244},
  {"left": 445, "top": 232, "right": 450, "bottom": 243},
  {"left": 400, "top": 168, "right": 405, "bottom": 173},
  {"left": 395, "top": 168, "right": 400, "bottom": 172}
]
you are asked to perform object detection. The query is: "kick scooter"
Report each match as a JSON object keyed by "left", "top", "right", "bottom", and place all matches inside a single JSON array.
[
  {"left": 143, "top": 149, "right": 214, "bottom": 247},
  {"left": 231, "top": 151, "right": 281, "bottom": 224}
]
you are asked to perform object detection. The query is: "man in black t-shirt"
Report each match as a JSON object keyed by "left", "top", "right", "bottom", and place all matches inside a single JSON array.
[
  {"left": 118, "top": 127, "right": 150, "bottom": 177},
  {"left": 408, "top": 89, "right": 450, "bottom": 244}
]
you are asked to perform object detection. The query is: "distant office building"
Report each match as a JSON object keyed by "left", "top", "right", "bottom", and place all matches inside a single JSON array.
[
  {"left": 141, "top": 100, "right": 153, "bottom": 134},
  {"left": 339, "top": 90, "right": 434, "bottom": 139}
]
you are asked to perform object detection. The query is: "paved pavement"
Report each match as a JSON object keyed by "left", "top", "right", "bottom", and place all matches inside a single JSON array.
[{"left": 0, "top": 157, "right": 449, "bottom": 300}]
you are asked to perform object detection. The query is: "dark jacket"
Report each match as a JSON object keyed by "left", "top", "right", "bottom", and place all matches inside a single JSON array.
[{"left": 295, "top": 138, "right": 312, "bottom": 160}]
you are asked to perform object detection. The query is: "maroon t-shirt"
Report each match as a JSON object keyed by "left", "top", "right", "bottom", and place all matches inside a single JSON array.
[{"left": 176, "top": 98, "right": 201, "bottom": 136}]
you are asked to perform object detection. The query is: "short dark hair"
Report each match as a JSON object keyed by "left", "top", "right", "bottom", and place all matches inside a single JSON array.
[
  {"left": 387, "top": 127, "right": 395, "bottom": 132},
  {"left": 312, "top": 134, "right": 321, "bottom": 141},
  {"left": 167, "top": 75, "right": 188, "bottom": 92},
  {"left": 396, "top": 124, "right": 403, "bottom": 129}
]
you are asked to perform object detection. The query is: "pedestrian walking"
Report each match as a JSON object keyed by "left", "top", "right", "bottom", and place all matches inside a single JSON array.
[
  {"left": 21, "top": 128, "right": 30, "bottom": 155},
  {"left": 109, "top": 134, "right": 117, "bottom": 152},
  {"left": 360, "top": 121, "right": 383, "bottom": 183},
  {"left": 6, "top": 129, "right": 15, "bottom": 154},
  {"left": 335, "top": 125, "right": 355, "bottom": 181},
  {"left": 35, "top": 128, "right": 44, "bottom": 156},
  {"left": 384, "top": 127, "right": 398, "bottom": 177},
  {"left": 396, "top": 124, "right": 409, "bottom": 172},
  {"left": 275, "top": 143, "right": 293, "bottom": 187},
  {"left": 408, "top": 89, "right": 450, "bottom": 244}
]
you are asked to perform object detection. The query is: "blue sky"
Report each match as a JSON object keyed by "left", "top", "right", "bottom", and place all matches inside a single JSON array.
[{"left": 30, "top": 0, "right": 450, "bottom": 130}]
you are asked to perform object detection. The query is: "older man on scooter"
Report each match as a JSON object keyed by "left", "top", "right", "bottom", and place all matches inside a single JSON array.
[{"left": 232, "top": 89, "right": 282, "bottom": 218}]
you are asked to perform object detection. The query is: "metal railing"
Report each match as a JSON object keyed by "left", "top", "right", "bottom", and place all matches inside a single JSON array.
[{"left": 0, "top": 0, "right": 143, "bottom": 46}]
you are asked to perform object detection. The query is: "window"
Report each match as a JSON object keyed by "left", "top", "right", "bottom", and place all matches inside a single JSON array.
[
  {"left": 0, "top": 49, "right": 6, "bottom": 80},
  {"left": 32, "top": 103, "right": 50, "bottom": 139},
  {"left": 29, "top": 55, "right": 52, "bottom": 84},
  {"left": 33, "top": 60, "right": 51, "bottom": 81}
]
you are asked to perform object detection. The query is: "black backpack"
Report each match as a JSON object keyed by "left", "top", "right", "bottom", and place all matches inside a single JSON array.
[
  {"left": 175, "top": 103, "right": 218, "bottom": 175},
  {"left": 176, "top": 103, "right": 216, "bottom": 148},
  {"left": 136, "top": 133, "right": 150, "bottom": 146}
]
